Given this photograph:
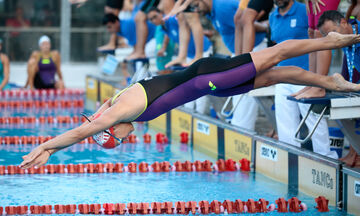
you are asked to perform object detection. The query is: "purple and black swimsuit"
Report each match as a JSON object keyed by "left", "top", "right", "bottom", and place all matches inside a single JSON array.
[
  {"left": 34, "top": 55, "right": 57, "bottom": 89},
  {"left": 134, "top": 53, "right": 257, "bottom": 122}
]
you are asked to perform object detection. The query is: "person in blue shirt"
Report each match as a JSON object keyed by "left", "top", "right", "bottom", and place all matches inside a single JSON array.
[
  {"left": 147, "top": 7, "right": 212, "bottom": 63},
  {"left": 102, "top": 13, "right": 156, "bottom": 49},
  {"left": 270, "top": 0, "right": 338, "bottom": 159},
  {"left": 317, "top": 10, "right": 360, "bottom": 166}
]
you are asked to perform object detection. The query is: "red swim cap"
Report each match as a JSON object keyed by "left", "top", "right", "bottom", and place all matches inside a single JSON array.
[
  {"left": 92, "top": 127, "right": 118, "bottom": 149},
  {"left": 91, "top": 113, "right": 119, "bottom": 149}
]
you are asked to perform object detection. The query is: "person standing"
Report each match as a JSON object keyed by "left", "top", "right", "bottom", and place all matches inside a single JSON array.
[
  {"left": 318, "top": 10, "right": 360, "bottom": 165},
  {"left": 270, "top": 0, "right": 338, "bottom": 158}
]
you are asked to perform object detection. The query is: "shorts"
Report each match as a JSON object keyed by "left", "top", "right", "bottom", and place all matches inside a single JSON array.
[
  {"left": 34, "top": 73, "right": 55, "bottom": 89},
  {"left": 247, "top": 0, "right": 274, "bottom": 22},
  {"left": 308, "top": 0, "right": 340, "bottom": 29},
  {"left": 140, "top": 0, "right": 161, "bottom": 13}
]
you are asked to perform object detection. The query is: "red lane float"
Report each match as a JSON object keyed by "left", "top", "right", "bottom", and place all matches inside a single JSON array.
[
  {"left": 275, "top": 197, "right": 288, "bottom": 212},
  {"left": 143, "top": 133, "right": 151, "bottom": 144},
  {"left": 0, "top": 100, "right": 84, "bottom": 109},
  {"left": 155, "top": 133, "right": 168, "bottom": 144},
  {"left": 180, "top": 132, "right": 189, "bottom": 144},
  {"left": 0, "top": 89, "right": 84, "bottom": 100},
  {"left": 289, "top": 197, "right": 307, "bottom": 212},
  {"left": 2, "top": 198, "right": 308, "bottom": 215},
  {"left": 128, "top": 134, "right": 137, "bottom": 144},
  {"left": 239, "top": 158, "right": 251, "bottom": 171},
  {"left": 1, "top": 159, "right": 254, "bottom": 175},
  {"left": 1, "top": 135, "right": 96, "bottom": 145},
  {"left": 0, "top": 115, "right": 84, "bottom": 126},
  {"left": 2, "top": 134, "right": 154, "bottom": 145},
  {"left": 78, "top": 204, "right": 90, "bottom": 214},
  {"left": 315, "top": 196, "right": 329, "bottom": 212}
]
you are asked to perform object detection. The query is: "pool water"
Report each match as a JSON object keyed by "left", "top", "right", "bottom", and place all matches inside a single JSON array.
[{"left": 0, "top": 107, "right": 353, "bottom": 215}]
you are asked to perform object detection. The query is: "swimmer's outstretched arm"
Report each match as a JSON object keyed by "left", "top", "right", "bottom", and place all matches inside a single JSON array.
[
  {"left": 37, "top": 99, "right": 113, "bottom": 155},
  {"left": 20, "top": 85, "right": 146, "bottom": 169},
  {"left": 19, "top": 106, "right": 121, "bottom": 169}
]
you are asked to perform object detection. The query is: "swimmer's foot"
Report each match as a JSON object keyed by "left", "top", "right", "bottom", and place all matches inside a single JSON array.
[
  {"left": 185, "top": 56, "right": 202, "bottom": 67},
  {"left": 291, "top": 86, "right": 311, "bottom": 98},
  {"left": 332, "top": 73, "right": 360, "bottom": 92},
  {"left": 97, "top": 44, "right": 116, "bottom": 51},
  {"left": 327, "top": 32, "right": 360, "bottom": 48},
  {"left": 294, "top": 87, "right": 326, "bottom": 99},
  {"left": 126, "top": 52, "right": 146, "bottom": 61},
  {"left": 165, "top": 57, "right": 187, "bottom": 68}
]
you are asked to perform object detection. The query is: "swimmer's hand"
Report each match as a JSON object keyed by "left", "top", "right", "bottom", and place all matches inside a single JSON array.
[{"left": 19, "top": 146, "right": 51, "bottom": 169}]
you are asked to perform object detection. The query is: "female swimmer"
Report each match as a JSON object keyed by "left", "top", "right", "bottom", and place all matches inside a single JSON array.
[{"left": 20, "top": 32, "right": 360, "bottom": 169}]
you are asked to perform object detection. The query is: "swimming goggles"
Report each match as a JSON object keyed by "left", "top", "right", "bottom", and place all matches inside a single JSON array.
[{"left": 80, "top": 113, "right": 124, "bottom": 144}]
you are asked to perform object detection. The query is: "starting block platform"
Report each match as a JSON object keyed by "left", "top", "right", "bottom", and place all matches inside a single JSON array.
[{"left": 287, "top": 92, "right": 360, "bottom": 154}]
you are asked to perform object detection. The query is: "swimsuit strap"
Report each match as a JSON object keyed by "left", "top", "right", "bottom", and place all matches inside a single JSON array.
[{"left": 111, "top": 84, "right": 133, "bottom": 105}]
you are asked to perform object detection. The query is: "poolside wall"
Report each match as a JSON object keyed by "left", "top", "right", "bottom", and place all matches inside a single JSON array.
[{"left": 86, "top": 75, "right": 360, "bottom": 214}]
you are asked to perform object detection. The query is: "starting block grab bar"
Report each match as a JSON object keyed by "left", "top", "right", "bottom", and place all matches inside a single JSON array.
[
  {"left": 287, "top": 93, "right": 345, "bottom": 144},
  {"left": 220, "top": 95, "right": 244, "bottom": 118},
  {"left": 294, "top": 104, "right": 329, "bottom": 144},
  {"left": 127, "top": 58, "right": 153, "bottom": 84}
]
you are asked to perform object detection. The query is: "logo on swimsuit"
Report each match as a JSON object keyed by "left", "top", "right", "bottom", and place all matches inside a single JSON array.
[
  {"left": 42, "top": 58, "right": 51, "bottom": 64},
  {"left": 209, "top": 81, "right": 216, "bottom": 91}
]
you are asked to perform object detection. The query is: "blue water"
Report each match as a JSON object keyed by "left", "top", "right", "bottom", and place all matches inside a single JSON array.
[{"left": 0, "top": 107, "right": 352, "bottom": 215}]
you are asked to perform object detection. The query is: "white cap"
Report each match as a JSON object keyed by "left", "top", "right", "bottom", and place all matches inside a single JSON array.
[{"left": 38, "top": 35, "right": 51, "bottom": 46}]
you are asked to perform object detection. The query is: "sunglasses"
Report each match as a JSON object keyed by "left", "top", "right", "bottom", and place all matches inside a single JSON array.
[{"left": 80, "top": 113, "right": 124, "bottom": 144}]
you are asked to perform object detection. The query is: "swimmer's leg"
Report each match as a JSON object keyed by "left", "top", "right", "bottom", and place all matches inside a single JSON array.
[
  {"left": 250, "top": 32, "right": 360, "bottom": 73},
  {"left": 254, "top": 66, "right": 360, "bottom": 93}
]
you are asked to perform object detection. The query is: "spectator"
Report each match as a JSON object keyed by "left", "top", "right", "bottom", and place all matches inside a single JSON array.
[
  {"left": 346, "top": 0, "right": 360, "bottom": 20},
  {"left": 147, "top": 7, "right": 212, "bottom": 66},
  {"left": 270, "top": 0, "right": 337, "bottom": 158},
  {"left": 26, "top": 36, "right": 65, "bottom": 90},
  {"left": 5, "top": 7, "right": 31, "bottom": 60},
  {"left": 292, "top": 0, "right": 340, "bottom": 99},
  {"left": 318, "top": 10, "right": 360, "bottom": 166},
  {"left": 102, "top": 13, "right": 156, "bottom": 56},
  {"left": 162, "top": 0, "right": 211, "bottom": 66},
  {"left": 234, "top": 0, "right": 274, "bottom": 55},
  {"left": 98, "top": 0, "right": 126, "bottom": 52},
  {"left": 127, "top": 0, "right": 172, "bottom": 60}
]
